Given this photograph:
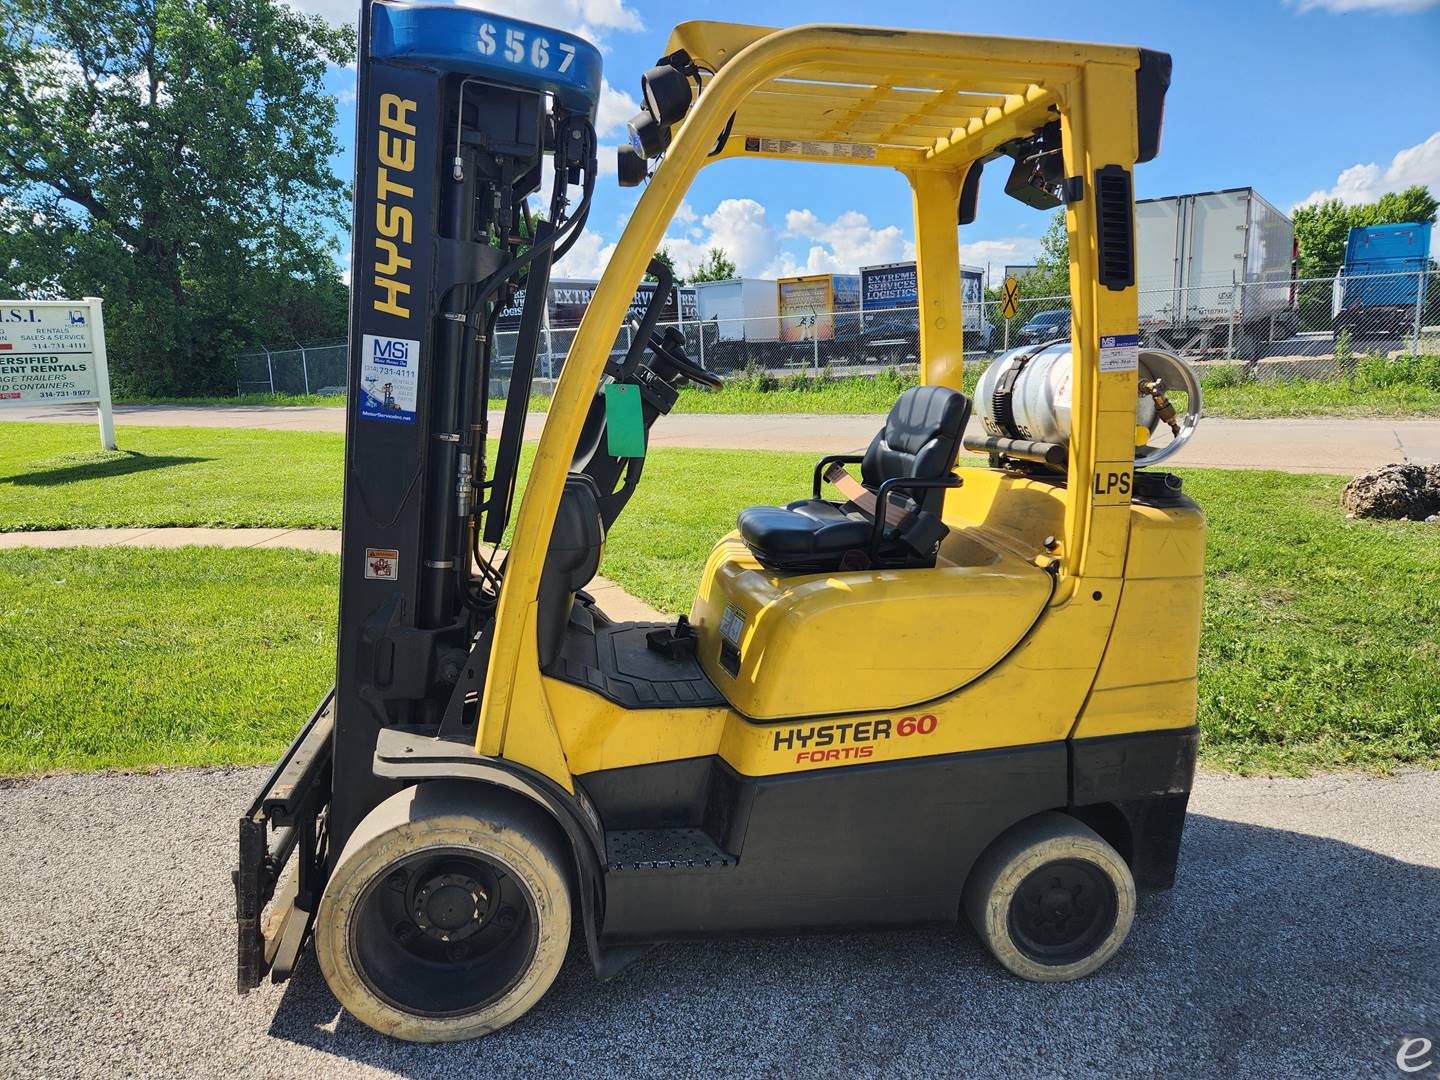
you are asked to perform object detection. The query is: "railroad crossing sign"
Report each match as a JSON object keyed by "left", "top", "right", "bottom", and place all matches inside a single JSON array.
[{"left": 1001, "top": 276, "right": 1021, "bottom": 320}]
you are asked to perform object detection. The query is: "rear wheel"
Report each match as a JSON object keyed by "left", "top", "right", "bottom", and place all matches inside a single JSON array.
[
  {"left": 963, "top": 811, "right": 1135, "bottom": 982},
  {"left": 315, "top": 782, "right": 571, "bottom": 1042}
]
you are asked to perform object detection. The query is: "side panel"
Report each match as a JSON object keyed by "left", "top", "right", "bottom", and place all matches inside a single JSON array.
[
  {"left": 1135, "top": 196, "right": 1182, "bottom": 320},
  {"left": 1243, "top": 192, "right": 1295, "bottom": 321},
  {"left": 592, "top": 744, "right": 1069, "bottom": 939},
  {"left": 1184, "top": 190, "right": 1247, "bottom": 307},
  {"left": 587, "top": 727, "right": 1197, "bottom": 941},
  {"left": 1071, "top": 725, "right": 1199, "bottom": 890},
  {"left": 1074, "top": 497, "right": 1205, "bottom": 740}
]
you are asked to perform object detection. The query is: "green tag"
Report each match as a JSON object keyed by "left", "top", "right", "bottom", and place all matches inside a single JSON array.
[{"left": 603, "top": 383, "right": 646, "bottom": 458}]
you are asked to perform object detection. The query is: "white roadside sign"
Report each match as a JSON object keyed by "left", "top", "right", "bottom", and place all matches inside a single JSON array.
[{"left": 0, "top": 297, "right": 116, "bottom": 449}]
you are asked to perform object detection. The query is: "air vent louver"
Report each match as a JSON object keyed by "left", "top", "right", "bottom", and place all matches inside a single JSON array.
[{"left": 1094, "top": 165, "right": 1135, "bottom": 291}]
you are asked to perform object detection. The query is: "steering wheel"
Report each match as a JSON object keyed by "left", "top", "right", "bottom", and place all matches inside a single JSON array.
[{"left": 631, "top": 320, "right": 724, "bottom": 389}]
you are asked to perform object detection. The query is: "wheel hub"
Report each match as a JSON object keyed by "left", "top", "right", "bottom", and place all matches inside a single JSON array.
[
  {"left": 1008, "top": 858, "right": 1117, "bottom": 965},
  {"left": 412, "top": 873, "right": 489, "bottom": 941}
]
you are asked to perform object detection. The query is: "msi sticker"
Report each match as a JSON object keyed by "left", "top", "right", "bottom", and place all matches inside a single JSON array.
[
  {"left": 364, "top": 547, "right": 399, "bottom": 580},
  {"left": 359, "top": 334, "right": 420, "bottom": 424},
  {"left": 1098, "top": 333, "right": 1139, "bottom": 373}
]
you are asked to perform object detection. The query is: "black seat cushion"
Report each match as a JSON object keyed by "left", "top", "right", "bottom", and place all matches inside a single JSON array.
[
  {"left": 736, "top": 385, "right": 971, "bottom": 571},
  {"left": 785, "top": 499, "right": 862, "bottom": 526},
  {"left": 737, "top": 504, "right": 872, "bottom": 564}
]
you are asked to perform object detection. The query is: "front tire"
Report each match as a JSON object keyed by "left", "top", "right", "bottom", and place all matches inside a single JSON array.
[
  {"left": 962, "top": 811, "right": 1135, "bottom": 982},
  {"left": 315, "top": 782, "right": 572, "bottom": 1042}
]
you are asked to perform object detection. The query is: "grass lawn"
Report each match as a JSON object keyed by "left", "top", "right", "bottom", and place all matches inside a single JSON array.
[
  {"left": 0, "top": 546, "right": 336, "bottom": 774},
  {"left": 1, "top": 422, "right": 1436, "bottom": 775},
  {"left": 1194, "top": 377, "right": 1440, "bottom": 419},
  {"left": 0, "top": 423, "right": 343, "bottom": 530}
]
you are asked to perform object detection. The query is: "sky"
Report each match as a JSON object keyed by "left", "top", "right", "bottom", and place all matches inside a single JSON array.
[{"left": 298, "top": 0, "right": 1440, "bottom": 283}]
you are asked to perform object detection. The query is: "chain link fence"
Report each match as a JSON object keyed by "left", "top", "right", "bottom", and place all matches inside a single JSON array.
[
  {"left": 233, "top": 340, "right": 348, "bottom": 396},
  {"left": 236, "top": 269, "right": 1439, "bottom": 397}
]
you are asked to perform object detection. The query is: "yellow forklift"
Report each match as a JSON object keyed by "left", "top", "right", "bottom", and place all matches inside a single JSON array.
[{"left": 236, "top": 3, "right": 1205, "bottom": 1042}]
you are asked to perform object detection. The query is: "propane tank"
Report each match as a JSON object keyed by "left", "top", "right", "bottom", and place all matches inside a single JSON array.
[{"left": 974, "top": 341, "right": 1201, "bottom": 467}]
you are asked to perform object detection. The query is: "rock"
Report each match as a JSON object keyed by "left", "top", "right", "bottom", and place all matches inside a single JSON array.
[{"left": 1341, "top": 463, "right": 1440, "bottom": 521}]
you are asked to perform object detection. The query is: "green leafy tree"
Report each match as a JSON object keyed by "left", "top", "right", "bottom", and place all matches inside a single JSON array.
[
  {"left": 1293, "top": 184, "right": 1437, "bottom": 278},
  {"left": 0, "top": 0, "right": 354, "bottom": 394},
  {"left": 688, "top": 246, "right": 737, "bottom": 283},
  {"left": 1018, "top": 209, "right": 1071, "bottom": 302},
  {"left": 645, "top": 244, "right": 680, "bottom": 284}
]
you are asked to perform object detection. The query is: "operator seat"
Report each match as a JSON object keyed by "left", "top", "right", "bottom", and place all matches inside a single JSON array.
[{"left": 737, "top": 385, "right": 971, "bottom": 572}]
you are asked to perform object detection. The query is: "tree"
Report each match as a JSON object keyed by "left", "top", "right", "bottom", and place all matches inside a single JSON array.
[
  {"left": 1017, "top": 209, "right": 1071, "bottom": 301},
  {"left": 1293, "top": 184, "right": 1437, "bottom": 279},
  {"left": 0, "top": 0, "right": 354, "bottom": 394},
  {"left": 645, "top": 245, "right": 680, "bottom": 284},
  {"left": 689, "top": 246, "right": 737, "bottom": 283}
]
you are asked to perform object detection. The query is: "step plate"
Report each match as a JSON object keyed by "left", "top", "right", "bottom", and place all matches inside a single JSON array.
[{"left": 606, "top": 828, "right": 737, "bottom": 872}]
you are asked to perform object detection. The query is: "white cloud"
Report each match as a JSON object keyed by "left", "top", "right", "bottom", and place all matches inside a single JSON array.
[
  {"left": 1289, "top": 0, "right": 1437, "bottom": 11},
  {"left": 782, "top": 209, "right": 914, "bottom": 275},
  {"left": 653, "top": 201, "right": 924, "bottom": 280},
  {"left": 553, "top": 227, "right": 617, "bottom": 278},
  {"left": 961, "top": 236, "right": 1045, "bottom": 269},
  {"left": 596, "top": 80, "right": 638, "bottom": 139},
  {"left": 286, "top": 0, "right": 642, "bottom": 42},
  {"left": 1297, "top": 131, "right": 1440, "bottom": 208},
  {"left": 657, "top": 198, "right": 781, "bottom": 278}
]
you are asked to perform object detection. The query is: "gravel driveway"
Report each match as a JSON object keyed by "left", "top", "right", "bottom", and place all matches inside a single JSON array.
[{"left": 1, "top": 767, "right": 1435, "bottom": 1078}]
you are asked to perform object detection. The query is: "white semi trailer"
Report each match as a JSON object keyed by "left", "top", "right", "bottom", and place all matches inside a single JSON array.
[
  {"left": 693, "top": 278, "right": 780, "bottom": 341},
  {"left": 1135, "top": 187, "right": 1296, "bottom": 361}
]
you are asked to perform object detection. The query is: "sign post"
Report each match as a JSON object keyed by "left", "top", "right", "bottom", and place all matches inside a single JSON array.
[{"left": 0, "top": 297, "right": 117, "bottom": 449}]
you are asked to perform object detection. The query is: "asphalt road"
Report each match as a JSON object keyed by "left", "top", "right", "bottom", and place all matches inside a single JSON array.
[
  {"left": 6, "top": 402, "right": 1440, "bottom": 473},
  {"left": 1, "top": 768, "right": 1435, "bottom": 1078}
]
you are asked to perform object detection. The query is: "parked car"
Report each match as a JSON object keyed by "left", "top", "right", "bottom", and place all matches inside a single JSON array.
[{"left": 1016, "top": 309, "right": 1070, "bottom": 346}]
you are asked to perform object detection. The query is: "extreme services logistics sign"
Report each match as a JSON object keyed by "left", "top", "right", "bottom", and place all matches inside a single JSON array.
[{"left": 0, "top": 298, "right": 116, "bottom": 449}]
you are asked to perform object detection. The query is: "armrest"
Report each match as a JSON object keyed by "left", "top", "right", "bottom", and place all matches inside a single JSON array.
[
  {"left": 812, "top": 454, "right": 865, "bottom": 499},
  {"left": 869, "top": 475, "right": 963, "bottom": 553}
]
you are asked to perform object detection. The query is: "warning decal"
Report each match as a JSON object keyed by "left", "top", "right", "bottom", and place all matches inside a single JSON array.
[
  {"left": 364, "top": 547, "right": 399, "bottom": 580},
  {"left": 1099, "top": 333, "right": 1139, "bottom": 373},
  {"left": 743, "top": 136, "right": 877, "bottom": 161}
]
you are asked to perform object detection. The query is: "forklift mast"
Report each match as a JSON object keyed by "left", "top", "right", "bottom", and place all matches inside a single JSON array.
[
  {"left": 236, "top": 2, "right": 602, "bottom": 990},
  {"left": 331, "top": 2, "right": 601, "bottom": 847}
]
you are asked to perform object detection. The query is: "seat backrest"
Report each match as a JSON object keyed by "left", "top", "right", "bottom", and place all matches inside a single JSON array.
[
  {"left": 537, "top": 473, "right": 605, "bottom": 666},
  {"left": 861, "top": 385, "right": 971, "bottom": 514}
]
